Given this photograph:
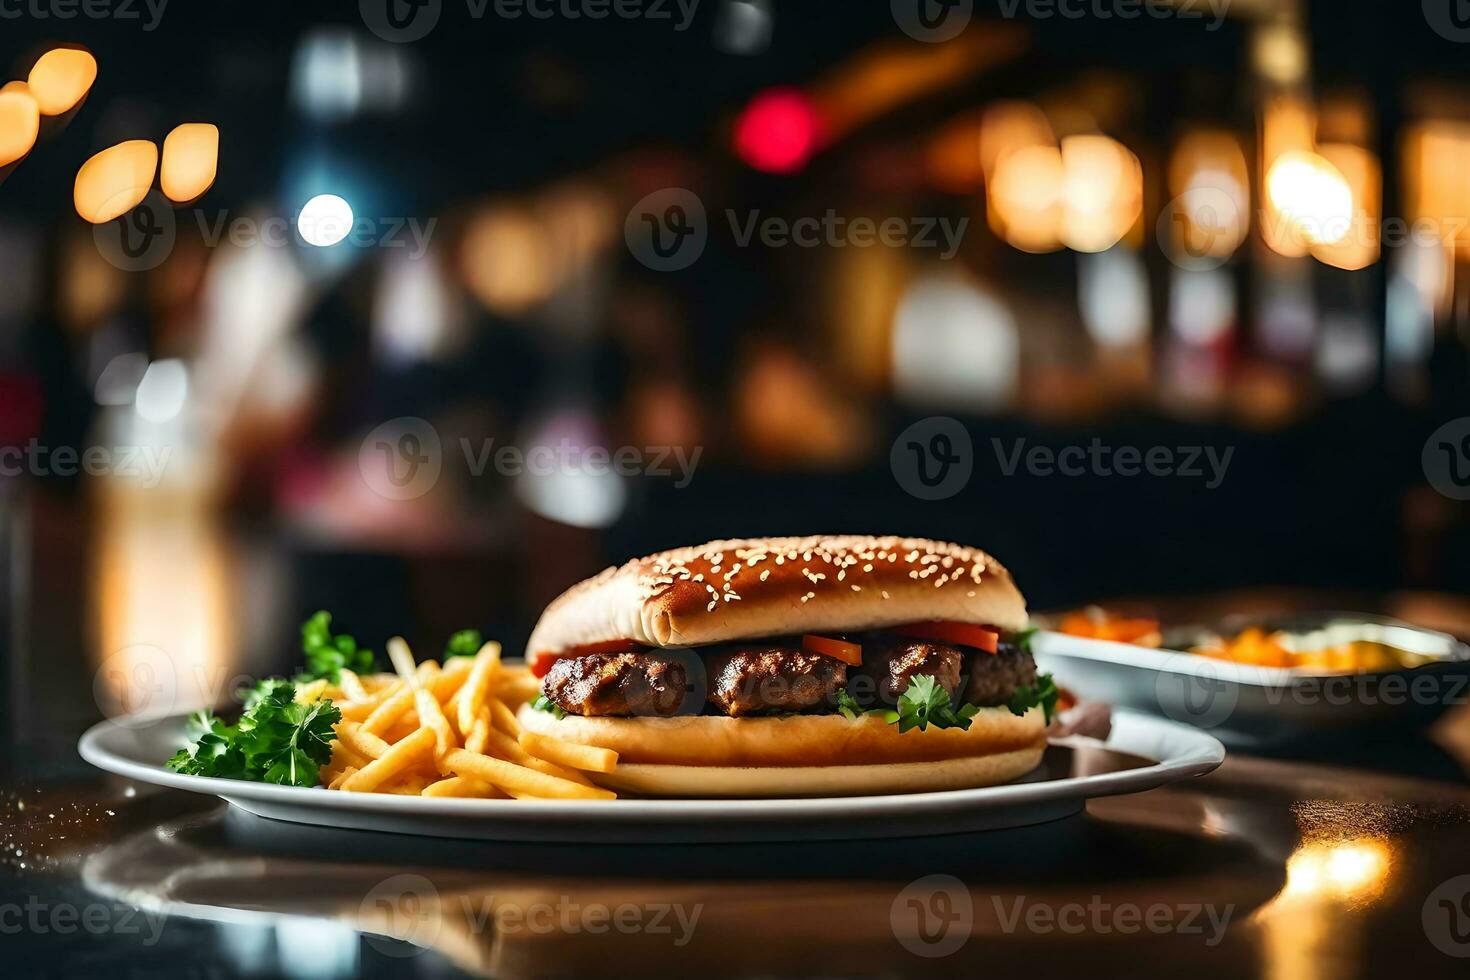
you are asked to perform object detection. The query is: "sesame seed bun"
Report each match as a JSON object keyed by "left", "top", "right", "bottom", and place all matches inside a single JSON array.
[
  {"left": 517, "top": 702, "right": 1048, "bottom": 798},
  {"left": 526, "top": 535, "right": 1027, "bottom": 666}
]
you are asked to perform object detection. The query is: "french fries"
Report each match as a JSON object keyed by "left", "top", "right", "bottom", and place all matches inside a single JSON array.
[
  {"left": 519, "top": 730, "right": 618, "bottom": 774},
  {"left": 318, "top": 638, "right": 619, "bottom": 800}
]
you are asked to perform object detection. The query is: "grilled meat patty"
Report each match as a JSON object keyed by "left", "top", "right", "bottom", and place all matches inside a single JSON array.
[
  {"left": 964, "top": 641, "right": 1038, "bottom": 706},
  {"left": 856, "top": 637, "right": 964, "bottom": 707},
  {"left": 706, "top": 646, "right": 848, "bottom": 717},
  {"left": 538, "top": 636, "right": 1037, "bottom": 718},
  {"left": 542, "top": 652, "right": 688, "bottom": 717}
]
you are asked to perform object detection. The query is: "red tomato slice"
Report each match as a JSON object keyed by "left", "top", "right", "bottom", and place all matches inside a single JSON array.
[
  {"left": 801, "top": 633, "right": 863, "bottom": 666},
  {"left": 530, "top": 639, "right": 646, "bottom": 677},
  {"left": 891, "top": 621, "right": 1000, "bottom": 654}
]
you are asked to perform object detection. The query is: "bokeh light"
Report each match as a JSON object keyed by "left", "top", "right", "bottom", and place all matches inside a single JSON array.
[{"left": 734, "top": 87, "right": 820, "bottom": 174}]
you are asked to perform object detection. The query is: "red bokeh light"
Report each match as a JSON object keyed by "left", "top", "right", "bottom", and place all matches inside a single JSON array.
[{"left": 734, "top": 88, "right": 820, "bottom": 174}]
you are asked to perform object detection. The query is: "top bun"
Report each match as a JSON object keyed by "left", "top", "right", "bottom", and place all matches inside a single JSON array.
[{"left": 526, "top": 535, "right": 1027, "bottom": 665}]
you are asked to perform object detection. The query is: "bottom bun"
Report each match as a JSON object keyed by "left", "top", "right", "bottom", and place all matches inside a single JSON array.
[{"left": 518, "top": 703, "right": 1048, "bottom": 798}]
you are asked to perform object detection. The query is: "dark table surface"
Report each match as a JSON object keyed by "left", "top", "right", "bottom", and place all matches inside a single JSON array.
[{"left": 7, "top": 590, "right": 1470, "bottom": 979}]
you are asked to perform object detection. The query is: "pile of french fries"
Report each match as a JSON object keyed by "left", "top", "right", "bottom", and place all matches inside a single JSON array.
[{"left": 299, "top": 638, "right": 619, "bottom": 801}]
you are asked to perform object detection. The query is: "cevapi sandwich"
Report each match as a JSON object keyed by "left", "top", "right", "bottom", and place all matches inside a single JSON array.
[{"left": 519, "top": 535, "right": 1057, "bottom": 797}]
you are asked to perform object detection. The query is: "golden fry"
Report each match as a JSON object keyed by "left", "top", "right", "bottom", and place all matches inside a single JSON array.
[
  {"left": 519, "top": 731, "right": 618, "bottom": 774},
  {"left": 456, "top": 641, "right": 503, "bottom": 735},
  {"left": 486, "top": 696, "right": 521, "bottom": 737},
  {"left": 361, "top": 662, "right": 436, "bottom": 736},
  {"left": 388, "top": 637, "right": 456, "bottom": 766},
  {"left": 480, "top": 727, "right": 593, "bottom": 786},
  {"left": 443, "top": 748, "right": 615, "bottom": 800},
  {"left": 422, "top": 776, "right": 506, "bottom": 799},
  {"left": 337, "top": 721, "right": 392, "bottom": 760},
  {"left": 327, "top": 766, "right": 357, "bottom": 790},
  {"left": 338, "top": 669, "right": 370, "bottom": 701},
  {"left": 464, "top": 710, "right": 491, "bottom": 755},
  {"left": 341, "top": 727, "right": 436, "bottom": 792}
]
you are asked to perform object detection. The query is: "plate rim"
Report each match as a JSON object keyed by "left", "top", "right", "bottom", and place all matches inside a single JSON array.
[{"left": 77, "top": 709, "right": 1224, "bottom": 822}]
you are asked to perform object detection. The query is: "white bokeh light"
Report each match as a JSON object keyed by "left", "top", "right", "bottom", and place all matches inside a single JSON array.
[{"left": 297, "top": 193, "right": 354, "bottom": 247}]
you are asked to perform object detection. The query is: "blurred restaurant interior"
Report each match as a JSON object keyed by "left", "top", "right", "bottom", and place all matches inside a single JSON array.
[{"left": 2, "top": 1, "right": 1469, "bottom": 775}]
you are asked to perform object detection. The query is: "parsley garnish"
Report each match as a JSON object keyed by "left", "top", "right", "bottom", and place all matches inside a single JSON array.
[
  {"left": 1009, "top": 627, "right": 1039, "bottom": 654},
  {"left": 1007, "top": 673, "right": 1060, "bottom": 724},
  {"left": 167, "top": 679, "right": 340, "bottom": 787},
  {"left": 531, "top": 693, "right": 567, "bottom": 719},
  {"left": 894, "top": 675, "right": 977, "bottom": 733},
  {"left": 296, "top": 611, "right": 375, "bottom": 683},
  {"left": 445, "top": 628, "right": 484, "bottom": 659}
]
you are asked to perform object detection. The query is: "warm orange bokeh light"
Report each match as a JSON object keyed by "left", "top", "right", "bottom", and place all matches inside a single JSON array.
[
  {"left": 1312, "top": 143, "right": 1380, "bottom": 270},
  {"left": 989, "top": 143, "right": 1064, "bottom": 253},
  {"left": 0, "top": 86, "right": 40, "bottom": 167},
  {"left": 1060, "top": 134, "right": 1142, "bottom": 252},
  {"left": 74, "top": 140, "right": 159, "bottom": 224},
  {"left": 160, "top": 123, "right": 219, "bottom": 203},
  {"left": 27, "top": 47, "right": 97, "bottom": 116}
]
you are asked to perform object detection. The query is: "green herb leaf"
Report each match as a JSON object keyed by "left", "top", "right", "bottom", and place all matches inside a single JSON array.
[
  {"left": 835, "top": 689, "right": 862, "bottom": 720},
  {"left": 894, "top": 674, "right": 974, "bottom": 732},
  {"left": 530, "top": 693, "right": 567, "bottom": 720},
  {"left": 445, "top": 628, "right": 484, "bottom": 659},
  {"left": 166, "top": 680, "right": 341, "bottom": 786},
  {"left": 295, "top": 611, "right": 375, "bottom": 683},
  {"left": 1007, "top": 673, "right": 1060, "bottom": 724},
  {"left": 1009, "top": 626, "right": 1039, "bottom": 654}
]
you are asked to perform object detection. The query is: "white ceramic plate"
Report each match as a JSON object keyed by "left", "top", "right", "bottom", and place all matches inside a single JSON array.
[{"left": 78, "top": 711, "right": 1222, "bottom": 842}]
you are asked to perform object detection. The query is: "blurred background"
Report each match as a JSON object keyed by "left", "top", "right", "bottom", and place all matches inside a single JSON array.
[{"left": 2, "top": 1, "right": 1468, "bottom": 774}]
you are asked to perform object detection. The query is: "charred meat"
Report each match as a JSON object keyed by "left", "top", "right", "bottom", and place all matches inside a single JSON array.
[
  {"left": 706, "top": 646, "right": 848, "bottom": 717},
  {"left": 542, "top": 652, "right": 688, "bottom": 717}
]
